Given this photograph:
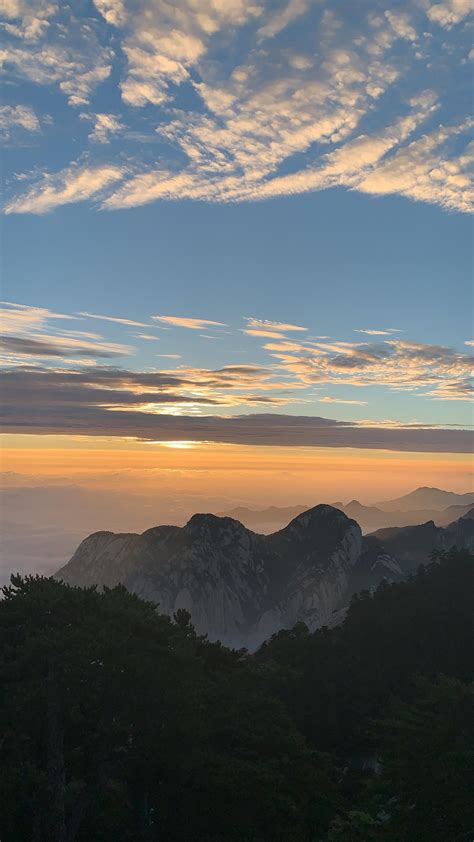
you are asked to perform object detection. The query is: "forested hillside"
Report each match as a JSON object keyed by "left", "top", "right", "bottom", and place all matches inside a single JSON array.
[{"left": 1, "top": 549, "right": 473, "bottom": 841}]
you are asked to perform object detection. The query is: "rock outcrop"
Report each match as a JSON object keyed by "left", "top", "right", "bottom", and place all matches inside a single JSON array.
[
  {"left": 56, "top": 505, "right": 361, "bottom": 648},
  {"left": 56, "top": 505, "right": 473, "bottom": 648}
]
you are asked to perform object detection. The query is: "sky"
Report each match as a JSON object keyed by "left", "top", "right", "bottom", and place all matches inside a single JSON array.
[{"left": 1, "top": 0, "right": 473, "bottom": 543}]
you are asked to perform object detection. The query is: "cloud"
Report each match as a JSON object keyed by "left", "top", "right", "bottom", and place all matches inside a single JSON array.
[
  {"left": 81, "top": 112, "right": 125, "bottom": 144},
  {"left": 318, "top": 396, "right": 368, "bottom": 405},
  {"left": 3, "top": 1, "right": 472, "bottom": 215},
  {"left": 0, "top": 0, "right": 57, "bottom": 41},
  {"left": 354, "top": 328, "right": 401, "bottom": 336},
  {"left": 1, "top": 367, "right": 471, "bottom": 453},
  {"left": 152, "top": 315, "right": 227, "bottom": 330},
  {"left": 0, "top": 365, "right": 301, "bottom": 428},
  {"left": 78, "top": 311, "right": 148, "bottom": 327},
  {"left": 92, "top": 0, "right": 262, "bottom": 107},
  {"left": 1, "top": 301, "right": 75, "bottom": 333},
  {"left": 257, "top": 0, "right": 309, "bottom": 40},
  {"left": 0, "top": 6, "right": 112, "bottom": 105},
  {"left": 356, "top": 120, "right": 474, "bottom": 213},
  {"left": 264, "top": 337, "right": 474, "bottom": 401},
  {"left": 427, "top": 0, "right": 474, "bottom": 28},
  {"left": 4, "top": 164, "right": 124, "bottom": 214},
  {"left": 0, "top": 104, "right": 40, "bottom": 141},
  {"left": 245, "top": 318, "right": 307, "bottom": 332},
  {"left": 0, "top": 301, "right": 132, "bottom": 360},
  {"left": 0, "top": 334, "right": 131, "bottom": 359}
]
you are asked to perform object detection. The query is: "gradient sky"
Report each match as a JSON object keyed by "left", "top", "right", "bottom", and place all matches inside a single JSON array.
[{"left": 1, "top": 0, "right": 473, "bottom": 505}]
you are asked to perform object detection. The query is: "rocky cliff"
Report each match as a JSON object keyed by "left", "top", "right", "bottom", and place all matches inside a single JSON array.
[
  {"left": 56, "top": 505, "right": 362, "bottom": 648},
  {"left": 56, "top": 504, "right": 473, "bottom": 648}
]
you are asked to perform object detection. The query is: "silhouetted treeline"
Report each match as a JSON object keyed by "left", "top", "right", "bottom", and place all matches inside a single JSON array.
[{"left": 1, "top": 549, "right": 473, "bottom": 841}]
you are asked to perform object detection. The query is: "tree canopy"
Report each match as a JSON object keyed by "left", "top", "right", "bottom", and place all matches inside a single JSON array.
[{"left": 1, "top": 549, "right": 473, "bottom": 841}]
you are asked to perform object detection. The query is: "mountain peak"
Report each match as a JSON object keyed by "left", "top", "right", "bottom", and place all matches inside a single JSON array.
[
  {"left": 185, "top": 512, "right": 250, "bottom": 533},
  {"left": 285, "top": 503, "right": 350, "bottom": 530}
]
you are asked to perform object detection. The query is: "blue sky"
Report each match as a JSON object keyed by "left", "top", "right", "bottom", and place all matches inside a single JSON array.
[{"left": 1, "top": 0, "right": 473, "bottom": 450}]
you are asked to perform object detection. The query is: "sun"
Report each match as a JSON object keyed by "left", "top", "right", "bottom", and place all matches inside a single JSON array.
[{"left": 160, "top": 441, "right": 198, "bottom": 449}]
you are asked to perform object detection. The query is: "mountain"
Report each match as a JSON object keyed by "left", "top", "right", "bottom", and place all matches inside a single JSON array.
[
  {"left": 367, "top": 508, "right": 474, "bottom": 572},
  {"left": 57, "top": 505, "right": 364, "bottom": 648},
  {"left": 374, "top": 486, "right": 474, "bottom": 512},
  {"left": 218, "top": 495, "right": 474, "bottom": 534},
  {"left": 55, "top": 505, "right": 474, "bottom": 648}
]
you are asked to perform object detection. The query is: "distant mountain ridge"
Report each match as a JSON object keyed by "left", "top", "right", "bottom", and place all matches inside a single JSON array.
[
  {"left": 56, "top": 502, "right": 474, "bottom": 649},
  {"left": 374, "top": 486, "right": 474, "bottom": 512},
  {"left": 218, "top": 487, "right": 474, "bottom": 534}
]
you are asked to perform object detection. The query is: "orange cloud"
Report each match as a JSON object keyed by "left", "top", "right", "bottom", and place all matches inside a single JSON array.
[{"left": 152, "top": 315, "right": 227, "bottom": 330}]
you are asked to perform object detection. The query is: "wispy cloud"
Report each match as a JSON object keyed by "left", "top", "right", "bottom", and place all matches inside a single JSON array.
[
  {"left": 354, "top": 328, "right": 401, "bottom": 336},
  {"left": 78, "top": 311, "right": 149, "bottom": 327},
  {"left": 0, "top": 335, "right": 131, "bottom": 359},
  {"left": 245, "top": 318, "right": 307, "bottom": 333},
  {"left": 152, "top": 315, "right": 227, "bottom": 330},
  {"left": 318, "top": 396, "right": 368, "bottom": 405},
  {"left": 4, "top": 164, "right": 124, "bottom": 214},
  {"left": 1, "top": 301, "right": 75, "bottom": 333},
  {"left": 258, "top": 0, "right": 309, "bottom": 40},
  {"left": 0, "top": 301, "right": 132, "bottom": 360}
]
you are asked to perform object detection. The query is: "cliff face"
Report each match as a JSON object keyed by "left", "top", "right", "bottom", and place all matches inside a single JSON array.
[
  {"left": 368, "top": 507, "right": 474, "bottom": 572},
  {"left": 56, "top": 505, "right": 361, "bottom": 648},
  {"left": 56, "top": 504, "right": 473, "bottom": 648}
]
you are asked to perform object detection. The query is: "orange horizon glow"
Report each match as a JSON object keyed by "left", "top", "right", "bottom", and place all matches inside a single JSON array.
[{"left": 1, "top": 434, "right": 472, "bottom": 504}]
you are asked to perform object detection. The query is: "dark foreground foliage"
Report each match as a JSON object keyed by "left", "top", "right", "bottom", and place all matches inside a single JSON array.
[{"left": 0, "top": 549, "right": 473, "bottom": 841}]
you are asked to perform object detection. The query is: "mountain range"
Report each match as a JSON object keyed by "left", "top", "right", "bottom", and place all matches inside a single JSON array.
[
  {"left": 218, "top": 487, "right": 474, "bottom": 533},
  {"left": 56, "top": 500, "right": 474, "bottom": 649}
]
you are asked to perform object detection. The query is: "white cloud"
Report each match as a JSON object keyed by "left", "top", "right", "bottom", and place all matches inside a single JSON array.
[
  {"left": 81, "top": 112, "right": 125, "bottom": 144},
  {"left": 354, "top": 328, "right": 401, "bottom": 336},
  {"left": 78, "top": 311, "right": 148, "bottom": 327},
  {"left": 357, "top": 121, "right": 474, "bottom": 213},
  {"left": 318, "top": 396, "right": 368, "bottom": 405},
  {"left": 0, "top": 3, "right": 112, "bottom": 105},
  {"left": 0, "top": 301, "right": 75, "bottom": 334},
  {"left": 92, "top": 0, "right": 262, "bottom": 107},
  {"left": 245, "top": 318, "right": 307, "bottom": 332},
  {"left": 4, "top": 164, "right": 124, "bottom": 214},
  {"left": 384, "top": 10, "right": 417, "bottom": 42},
  {"left": 2, "top": 0, "right": 473, "bottom": 215},
  {"left": 427, "top": 0, "right": 474, "bottom": 28},
  {"left": 0, "top": 104, "right": 39, "bottom": 140},
  {"left": 258, "top": 0, "right": 309, "bottom": 40},
  {"left": 0, "top": 0, "right": 57, "bottom": 40}
]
